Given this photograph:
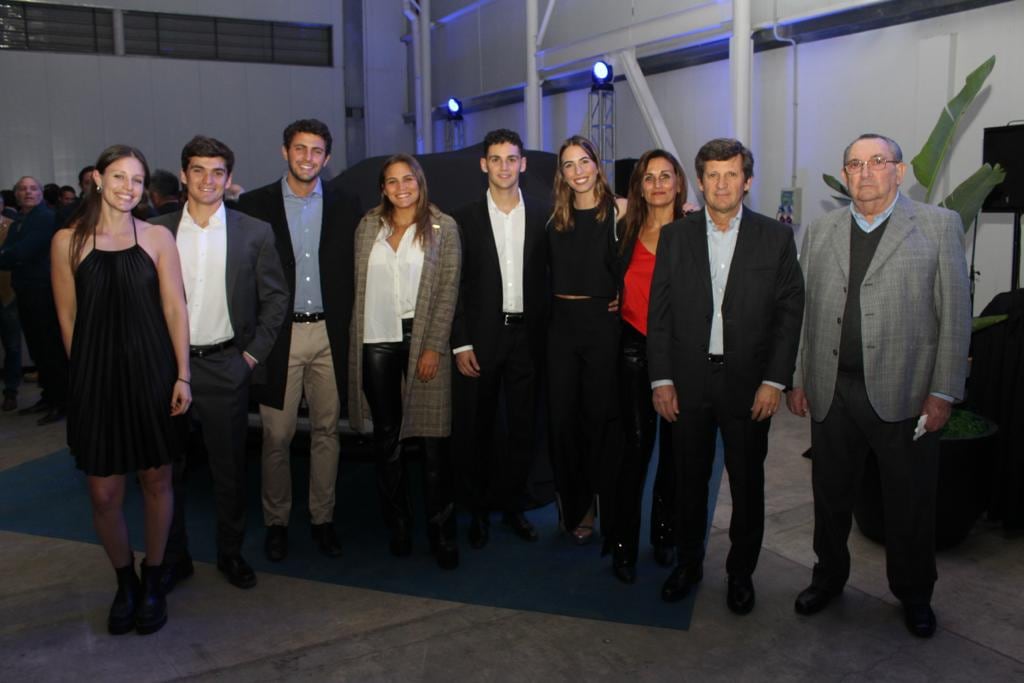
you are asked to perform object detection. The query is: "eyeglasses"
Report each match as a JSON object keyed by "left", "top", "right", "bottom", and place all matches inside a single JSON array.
[{"left": 844, "top": 155, "right": 900, "bottom": 173}]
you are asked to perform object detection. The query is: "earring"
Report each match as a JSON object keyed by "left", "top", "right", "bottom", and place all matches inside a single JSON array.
[{"left": 96, "top": 185, "right": 102, "bottom": 192}]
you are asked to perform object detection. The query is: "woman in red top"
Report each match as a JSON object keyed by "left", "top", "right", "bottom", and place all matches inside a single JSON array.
[{"left": 605, "top": 149, "right": 694, "bottom": 583}]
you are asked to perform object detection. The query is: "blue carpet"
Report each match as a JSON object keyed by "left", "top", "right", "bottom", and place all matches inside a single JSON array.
[{"left": 0, "top": 435, "right": 724, "bottom": 631}]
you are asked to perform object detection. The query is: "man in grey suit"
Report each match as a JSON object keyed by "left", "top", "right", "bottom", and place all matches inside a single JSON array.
[
  {"left": 152, "top": 136, "right": 289, "bottom": 591},
  {"left": 787, "top": 133, "right": 971, "bottom": 637}
]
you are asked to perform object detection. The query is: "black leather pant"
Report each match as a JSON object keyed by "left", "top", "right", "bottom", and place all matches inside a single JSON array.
[
  {"left": 608, "top": 322, "right": 675, "bottom": 564},
  {"left": 362, "top": 319, "right": 455, "bottom": 544}
]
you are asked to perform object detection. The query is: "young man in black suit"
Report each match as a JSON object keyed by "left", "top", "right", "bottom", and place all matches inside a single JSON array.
[
  {"left": 648, "top": 138, "right": 804, "bottom": 614},
  {"left": 237, "top": 119, "right": 360, "bottom": 562},
  {"left": 152, "top": 136, "right": 289, "bottom": 590},
  {"left": 451, "top": 129, "right": 550, "bottom": 548}
]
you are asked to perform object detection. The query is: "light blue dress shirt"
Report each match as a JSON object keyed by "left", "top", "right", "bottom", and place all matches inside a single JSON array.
[{"left": 282, "top": 176, "right": 324, "bottom": 313}]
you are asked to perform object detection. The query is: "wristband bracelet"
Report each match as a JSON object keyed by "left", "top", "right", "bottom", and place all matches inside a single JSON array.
[{"left": 177, "top": 378, "right": 191, "bottom": 386}]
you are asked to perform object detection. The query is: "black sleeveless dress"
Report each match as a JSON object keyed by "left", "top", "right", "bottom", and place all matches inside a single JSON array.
[{"left": 68, "top": 220, "right": 185, "bottom": 476}]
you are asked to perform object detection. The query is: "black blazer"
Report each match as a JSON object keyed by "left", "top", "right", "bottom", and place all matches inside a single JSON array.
[
  {"left": 150, "top": 207, "right": 290, "bottom": 386},
  {"left": 236, "top": 181, "right": 361, "bottom": 409},
  {"left": 451, "top": 193, "right": 551, "bottom": 365},
  {"left": 0, "top": 203, "right": 57, "bottom": 290},
  {"left": 647, "top": 207, "right": 804, "bottom": 415}
]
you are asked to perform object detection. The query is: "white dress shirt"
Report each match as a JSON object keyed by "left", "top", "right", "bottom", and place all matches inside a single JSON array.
[
  {"left": 363, "top": 222, "right": 425, "bottom": 344},
  {"left": 176, "top": 202, "right": 234, "bottom": 346},
  {"left": 453, "top": 189, "right": 526, "bottom": 356}
]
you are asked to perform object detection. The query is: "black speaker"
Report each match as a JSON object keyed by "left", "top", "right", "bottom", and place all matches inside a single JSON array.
[
  {"left": 615, "top": 158, "right": 638, "bottom": 198},
  {"left": 982, "top": 124, "right": 1024, "bottom": 213}
]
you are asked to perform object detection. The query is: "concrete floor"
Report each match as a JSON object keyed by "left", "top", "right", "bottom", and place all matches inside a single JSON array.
[{"left": 1, "top": 383, "right": 1022, "bottom": 682}]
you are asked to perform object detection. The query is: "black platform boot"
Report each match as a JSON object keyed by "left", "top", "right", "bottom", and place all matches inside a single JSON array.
[
  {"left": 107, "top": 561, "right": 140, "bottom": 635},
  {"left": 423, "top": 438, "right": 458, "bottom": 570},
  {"left": 136, "top": 562, "right": 168, "bottom": 635}
]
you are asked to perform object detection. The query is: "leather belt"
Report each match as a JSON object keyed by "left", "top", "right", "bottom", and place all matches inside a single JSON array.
[
  {"left": 707, "top": 354, "right": 725, "bottom": 364},
  {"left": 503, "top": 313, "right": 525, "bottom": 326},
  {"left": 190, "top": 339, "right": 234, "bottom": 358},
  {"left": 293, "top": 312, "right": 326, "bottom": 323}
]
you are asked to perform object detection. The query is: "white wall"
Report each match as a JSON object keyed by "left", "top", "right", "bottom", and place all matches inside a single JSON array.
[
  {"left": 0, "top": 0, "right": 346, "bottom": 191},
  {"left": 423, "top": 2, "right": 1024, "bottom": 314}
]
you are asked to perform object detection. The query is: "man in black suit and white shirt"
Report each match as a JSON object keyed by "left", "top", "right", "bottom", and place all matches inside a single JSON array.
[
  {"left": 648, "top": 138, "right": 804, "bottom": 614},
  {"left": 153, "top": 135, "right": 288, "bottom": 590},
  {"left": 237, "top": 119, "right": 360, "bottom": 562},
  {"left": 450, "top": 129, "right": 550, "bottom": 548}
]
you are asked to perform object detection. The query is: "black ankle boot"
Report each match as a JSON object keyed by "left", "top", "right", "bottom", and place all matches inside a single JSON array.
[
  {"left": 428, "top": 505, "right": 459, "bottom": 570},
  {"left": 108, "top": 562, "right": 140, "bottom": 635},
  {"left": 136, "top": 562, "right": 168, "bottom": 635},
  {"left": 390, "top": 517, "right": 413, "bottom": 557}
]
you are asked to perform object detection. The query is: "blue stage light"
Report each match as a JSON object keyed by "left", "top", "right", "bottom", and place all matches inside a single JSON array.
[{"left": 447, "top": 98, "right": 462, "bottom": 115}]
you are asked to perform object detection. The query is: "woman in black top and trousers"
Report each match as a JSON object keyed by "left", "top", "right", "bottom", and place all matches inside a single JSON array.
[{"left": 547, "top": 136, "right": 627, "bottom": 544}]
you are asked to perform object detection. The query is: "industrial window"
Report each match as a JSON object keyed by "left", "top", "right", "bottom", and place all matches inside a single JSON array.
[
  {"left": 123, "top": 11, "right": 332, "bottom": 66},
  {"left": 0, "top": 2, "right": 331, "bottom": 67},
  {"left": 0, "top": 2, "right": 114, "bottom": 54}
]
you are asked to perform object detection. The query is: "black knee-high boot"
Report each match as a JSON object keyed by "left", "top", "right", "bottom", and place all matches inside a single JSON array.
[{"left": 422, "top": 437, "right": 458, "bottom": 569}]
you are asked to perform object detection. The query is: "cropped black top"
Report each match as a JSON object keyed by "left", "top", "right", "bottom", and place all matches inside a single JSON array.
[{"left": 547, "top": 206, "right": 617, "bottom": 298}]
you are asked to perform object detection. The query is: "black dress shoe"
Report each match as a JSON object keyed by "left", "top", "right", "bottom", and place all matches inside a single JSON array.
[
  {"left": 502, "top": 511, "right": 538, "bottom": 542},
  {"left": 311, "top": 522, "right": 342, "bottom": 558},
  {"left": 431, "top": 538, "right": 460, "bottom": 570},
  {"left": 468, "top": 513, "right": 490, "bottom": 549},
  {"left": 661, "top": 565, "right": 703, "bottom": 603},
  {"left": 265, "top": 525, "right": 288, "bottom": 562},
  {"left": 726, "top": 575, "right": 756, "bottom": 615},
  {"left": 36, "top": 408, "right": 65, "bottom": 426},
  {"left": 217, "top": 554, "right": 257, "bottom": 589},
  {"left": 155, "top": 554, "right": 194, "bottom": 596},
  {"left": 903, "top": 602, "right": 937, "bottom": 638},
  {"left": 18, "top": 398, "right": 49, "bottom": 415},
  {"left": 794, "top": 584, "right": 841, "bottom": 615},
  {"left": 652, "top": 545, "right": 676, "bottom": 568},
  {"left": 612, "top": 543, "right": 636, "bottom": 585},
  {"left": 2, "top": 395, "right": 16, "bottom": 412}
]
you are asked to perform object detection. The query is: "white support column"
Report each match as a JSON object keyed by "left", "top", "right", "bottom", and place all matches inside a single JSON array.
[
  {"left": 403, "top": 1, "right": 424, "bottom": 154},
  {"left": 525, "top": 0, "right": 542, "bottom": 150},
  {"left": 730, "top": 0, "right": 752, "bottom": 145},
  {"left": 419, "top": 0, "right": 433, "bottom": 153},
  {"left": 617, "top": 48, "right": 697, "bottom": 200}
]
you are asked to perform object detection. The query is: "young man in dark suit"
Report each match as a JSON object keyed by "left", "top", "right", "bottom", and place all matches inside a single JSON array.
[
  {"left": 152, "top": 135, "right": 289, "bottom": 590},
  {"left": 648, "top": 138, "right": 804, "bottom": 614},
  {"left": 237, "top": 119, "right": 360, "bottom": 562},
  {"left": 450, "top": 129, "right": 550, "bottom": 548}
]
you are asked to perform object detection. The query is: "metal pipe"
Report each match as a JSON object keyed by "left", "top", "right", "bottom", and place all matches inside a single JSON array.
[
  {"left": 772, "top": 0, "right": 798, "bottom": 188},
  {"left": 537, "top": 0, "right": 557, "bottom": 49},
  {"left": 730, "top": 0, "right": 752, "bottom": 145},
  {"left": 112, "top": 8, "right": 125, "bottom": 56},
  {"left": 420, "top": 0, "right": 433, "bottom": 153},
  {"left": 525, "top": 0, "right": 542, "bottom": 149},
  {"left": 403, "top": 0, "right": 425, "bottom": 154}
]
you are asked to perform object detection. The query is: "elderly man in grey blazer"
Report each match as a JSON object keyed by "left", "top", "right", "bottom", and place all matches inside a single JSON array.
[{"left": 787, "top": 133, "right": 971, "bottom": 638}]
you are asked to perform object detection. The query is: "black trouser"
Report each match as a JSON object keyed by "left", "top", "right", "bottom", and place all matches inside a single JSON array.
[
  {"left": 453, "top": 317, "right": 538, "bottom": 515},
  {"left": 810, "top": 371, "right": 939, "bottom": 604},
  {"left": 166, "top": 347, "right": 252, "bottom": 561},
  {"left": 673, "top": 362, "right": 770, "bottom": 578},
  {"left": 607, "top": 322, "right": 675, "bottom": 564},
  {"left": 362, "top": 319, "right": 455, "bottom": 543},
  {"left": 15, "top": 285, "right": 67, "bottom": 408},
  {"left": 547, "top": 297, "right": 619, "bottom": 531}
]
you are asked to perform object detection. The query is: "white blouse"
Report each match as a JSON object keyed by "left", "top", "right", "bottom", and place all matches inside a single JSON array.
[{"left": 363, "top": 222, "right": 425, "bottom": 343}]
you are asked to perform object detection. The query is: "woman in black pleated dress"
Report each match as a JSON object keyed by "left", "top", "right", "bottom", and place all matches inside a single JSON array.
[{"left": 51, "top": 145, "right": 190, "bottom": 636}]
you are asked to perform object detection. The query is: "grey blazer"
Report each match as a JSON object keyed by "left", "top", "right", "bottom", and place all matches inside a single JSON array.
[
  {"left": 150, "top": 207, "right": 289, "bottom": 385},
  {"left": 793, "top": 195, "right": 971, "bottom": 422},
  {"left": 348, "top": 207, "right": 461, "bottom": 439}
]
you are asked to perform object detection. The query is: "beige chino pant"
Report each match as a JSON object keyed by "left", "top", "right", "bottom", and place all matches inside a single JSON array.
[{"left": 260, "top": 320, "right": 341, "bottom": 526}]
